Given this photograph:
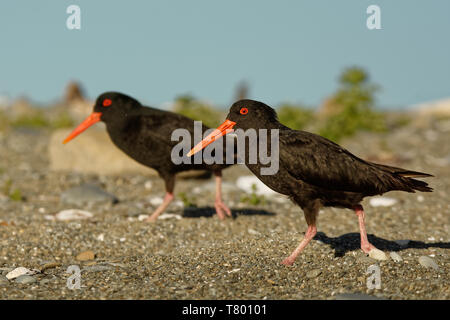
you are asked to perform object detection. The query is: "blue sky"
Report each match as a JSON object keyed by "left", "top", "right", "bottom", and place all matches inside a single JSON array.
[{"left": 1, "top": 0, "right": 449, "bottom": 109}]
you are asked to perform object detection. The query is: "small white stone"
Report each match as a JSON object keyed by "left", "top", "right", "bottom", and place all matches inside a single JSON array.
[
  {"left": 417, "top": 195, "right": 424, "bottom": 202},
  {"left": 172, "top": 200, "right": 184, "bottom": 208},
  {"left": 159, "top": 213, "right": 182, "bottom": 220},
  {"left": 138, "top": 214, "right": 149, "bottom": 221},
  {"left": 144, "top": 181, "right": 153, "bottom": 190},
  {"left": 427, "top": 236, "right": 435, "bottom": 241},
  {"left": 6, "top": 267, "right": 32, "bottom": 280},
  {"left": 248, "top": 228, "right": 261, "bottom": 236},
  {"left": 368, "top": 248, "right": 388, "bottom": 260},
  {"left": 389, "top": 252, "right": 403, "bottom": 262},
  {"left": 38, "top": 207, "right": 46, "bottom": 214},
  {"left": 119, "top": 237, "right": 126, "bottom": 242},
  {"left": 418, "top": 256, "right": 439, "bottom": 271},
  {"left": 149, "top": 197, "right": 163, "bottom": 206},
  {"left": 227, "top": 268, "right": 241, "bottom": 274},
  {"left": 369, "top": 197, "right": 397, "bottom": 207},
  {"left": 96, "top": 234, "right": 105, "bottom": 241},
  {"left": 55, "top": 209, "right": 93, "bottom": 221}
]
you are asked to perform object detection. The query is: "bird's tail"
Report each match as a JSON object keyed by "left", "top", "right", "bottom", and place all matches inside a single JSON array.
[{"left": 372, "top": 163, "right": 433, "bottom": 193}]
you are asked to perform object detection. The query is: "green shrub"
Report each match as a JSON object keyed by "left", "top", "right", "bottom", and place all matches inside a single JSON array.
[
  {"left": 277, "top": 103, "right": 314, "bottom": 130},
  {"left": 173, "top": 95, "right": 224, "bottom": 128},
  {"left": 178, "top": 192, "right": 197, "bottom": 208},
  {"left": 2, "top": 179, "right": 23, "bottom": 201},
  {"left": 240, "top": 184, "right": 266, "bottom": 206},
  {"left": 319, "top": 67, "right": 386, "bottom": 142},
  {"left": 50, "top": 111, "right": 74, "bottom": 129},
  {"left": 11, "top": 111, "right": 49, "bottom": 128}
]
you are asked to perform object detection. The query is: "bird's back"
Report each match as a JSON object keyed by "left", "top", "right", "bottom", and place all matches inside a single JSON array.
[{"left": 277, "top": 128, "right": 432, "bottom": 199}]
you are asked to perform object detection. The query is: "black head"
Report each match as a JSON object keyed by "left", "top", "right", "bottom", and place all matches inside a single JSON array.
[
  {"left": 63, "top": 91, "right": 142, "bottom": 144},
  {"left": 187, "top": 99, "right": 280, "bottom": 157},
  {"left": 93, "top": 91, "right": 142, "bottom": 124},
  {"left": 226, "top": 99, "right": 279, "bottom": 130}
]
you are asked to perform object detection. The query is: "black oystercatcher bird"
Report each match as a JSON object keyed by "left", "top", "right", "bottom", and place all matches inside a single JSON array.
[
  {"left": 63, "top": 92, "right": 233, "bottom": 222},
  {"left": 188, "top": 99, "right": 433, "bottom": 265}
]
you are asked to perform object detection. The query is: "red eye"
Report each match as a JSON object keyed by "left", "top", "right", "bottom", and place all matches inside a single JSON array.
[
  {"left": 103, "top": 99, "right": 112, "bottom": 107},
  {"left": 240, "top": 107, "right": 248, "bottom": 115}
]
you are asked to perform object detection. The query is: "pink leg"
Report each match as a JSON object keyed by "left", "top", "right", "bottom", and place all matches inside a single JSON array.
[
  {"left": 354, "top": 205, "right": 376, "bottom": 253},
  {"left": 214, "top": 171, "right": 231, "bottom": 220},
  {"left": 145, "top": 192, "right": 174, "bottom": 222},
  {"left": 282, "top": 224, "right": 317, "bottom": 266}
]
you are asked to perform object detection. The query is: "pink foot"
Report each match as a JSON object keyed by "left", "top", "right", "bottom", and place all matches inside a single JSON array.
[
  {"left": 361, "top": 242, "right": 376, "bottom": 254},
  {"left": 214, "top": 201, "right": 231, "bottom": 220},
  {"left": 281, "top": 257, "right": 295, "bottom": 266}
]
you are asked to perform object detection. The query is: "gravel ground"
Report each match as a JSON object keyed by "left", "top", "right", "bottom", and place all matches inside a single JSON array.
[{"left": 0, "top": 120, "right": 448, "bottom": 300}]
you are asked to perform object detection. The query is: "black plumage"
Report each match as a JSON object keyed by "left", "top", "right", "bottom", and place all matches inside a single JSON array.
[
  {"left": 64, "top": 92, "right": 233, "bottom": 221},
  {"left": 189, "top": 99, "right": 433, "bottom": 265}
]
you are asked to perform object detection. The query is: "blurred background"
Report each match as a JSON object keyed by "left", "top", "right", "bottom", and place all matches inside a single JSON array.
[
  {"left": 1, "top": 0, "right": 449, "bottom": 200},
  {"left": 0, "top": 0, "right": 449, "bottom": 300},
  {"left": 1, "top": 1, "right": 450, "bottom": 131}
]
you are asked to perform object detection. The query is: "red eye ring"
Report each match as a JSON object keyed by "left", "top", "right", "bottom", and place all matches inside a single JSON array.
[
  {"left": 103, "top": 99, "right": 112, "bottom": 107},
  {"left": 240, "top": 107, "right": 248, "bottom": 115}
]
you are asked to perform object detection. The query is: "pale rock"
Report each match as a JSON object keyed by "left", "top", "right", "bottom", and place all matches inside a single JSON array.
[
  {"left": 49, "top": 128, "right": 158, "bottom": 176},
  {"left": 368, "top": 248, "right": 388, "bottom": 260},
  {"left": 369, "top": 197, "right": 397, "bottom": 207},
  {"left": 55, "top": 209, "right": 93, "bottom": 221},
  {"left": 138, "top": 214, "right": 149, "bottom": 221},
  {"left": 158, "top": 213, "right": 182, "bottom": 220},
  {"left": 389, "top": 252, "right": 403, "bottom": 262},
  {"left": 6, "top": 267, "right": 33, "bottom": 280},
  {"left": 418, "top": 256, "right": 439, "bottom": 271}
]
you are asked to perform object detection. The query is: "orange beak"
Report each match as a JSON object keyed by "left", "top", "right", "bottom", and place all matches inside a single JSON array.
[
  {"left": 62, "top": 112, "right": 102, "bottom": 144},
  {"left": 187, "top": 119, "right": 236, "bottom": 157}
]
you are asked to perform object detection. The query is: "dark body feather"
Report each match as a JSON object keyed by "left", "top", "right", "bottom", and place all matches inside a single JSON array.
[
  {"left": 226, "top": 100, "right": 433, "bottom": 211},
  {"left": 95, "top": 92, "right": 232, "bottom": 182}
]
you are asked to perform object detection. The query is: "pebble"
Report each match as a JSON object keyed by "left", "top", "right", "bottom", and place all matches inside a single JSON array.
[
  {"left": 144, "top": 181, "right": 152, "bottom": 190},
  {"left": 368, "top": 248, "right": 388, "bottom": 261},
  {"left": 369, "top": 197, "right": 397, "bottom": 207},
  {"left": 6, "top": 267, "right": 32, "bottom": 280},
  {"left": 138, "top": 214, "right": 149, "bottom": 221},
  {"left": 55, "top": 209, "right": 93, "bottom": 221},
  {"left": 61, "top": 184, "right": 118, "bottom": 205},
  {"left": 247, "top": 228, "right": 261, "bottom": 236},
  {"left": 149, "top": 197, "right": 163, "bottom": 206},
  {"left": 76, "top": 250, "right": 96, "bottom": 261},
  {"left": 159, "top": 213, "right": 182, "bottom": 220},
  {"left": 40, "top": 262, "right": 61, "bottom": 272},
  {"left": 15, "top": 275, "right": 37, "bottom": 284},
  {"left": 418, "top": 256, "right": 439, "bottom": 271},
  {"left": 389, "top": 252, "right": 403, "bottom": 262},
  {"left": 306, "top": 269, "right": 322, "bottom": 279},
  {"left": 0, "top": 275, "right": 8, "bottom": 285},
  {"left": 83, "top": 265, "right": 112, "bottom": 272},
  {"left": 39, "top": 275, "right": 57, "bottom": 285}
]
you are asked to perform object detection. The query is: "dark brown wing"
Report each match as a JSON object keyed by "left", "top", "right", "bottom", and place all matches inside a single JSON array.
[{"left": 278, "top": 129, "right": 432, "bottom": 194}]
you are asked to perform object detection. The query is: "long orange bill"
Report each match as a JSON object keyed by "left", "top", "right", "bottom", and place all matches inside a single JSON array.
[
  {"left": 187, "top": 119, "right": 236, "bottom": 157},
  {"left": 62, "top": 112, "right": 102, "bottom": 144}
]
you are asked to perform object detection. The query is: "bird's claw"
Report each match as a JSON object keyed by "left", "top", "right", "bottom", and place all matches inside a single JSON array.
[
  {"left": 145, "top": 214, "right": 159, "bottom": 223},
  {"left": 214, "top": 201, "right": 232, "bottom": 220},
  {"left": 281, "top": 257, "right": 295, "bottom": 266}
]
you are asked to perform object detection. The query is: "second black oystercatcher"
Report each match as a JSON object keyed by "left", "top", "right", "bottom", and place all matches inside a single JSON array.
[
  {"left": 63, "top": 92, "right": 233, "bottom": 222},
  {"left": 188, "top": 99, "right": 433, "bottom": 265}
]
